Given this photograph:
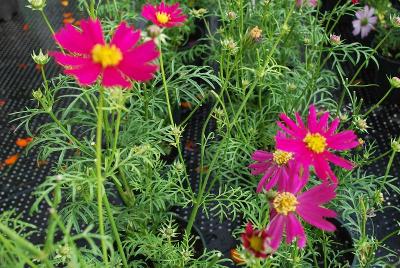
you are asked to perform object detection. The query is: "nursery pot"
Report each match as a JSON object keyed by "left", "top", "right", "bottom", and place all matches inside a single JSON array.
[
  {"left": 316, "top": 218, "right": 358, "bottom": 267},
  {"left": 0, "top": 0, "right": 18, "bottom": 21}
]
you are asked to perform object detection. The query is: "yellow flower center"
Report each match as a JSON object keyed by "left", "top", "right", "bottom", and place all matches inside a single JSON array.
[
  {"left": 272, "top": 150, "right": 293, "bottom": 166},
  {"left": 273, "top": 192, "right": 298, "bottom": 215},
  {"left": 249, "top": 235, "right": 263, "bottom": 252},
  {"left": 303, "top": 133, "right": 327, "bottom": 154},
  {"left": 92, "top": 44, "right": 123, "bottom": 68},
  {"left": 156, "top": 12, "right": 171, "bottom": 24}
]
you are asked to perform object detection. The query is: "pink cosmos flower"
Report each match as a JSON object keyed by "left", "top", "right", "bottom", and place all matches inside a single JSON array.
[
  {"left": 267, "top": 169, "right": 337, "bottom": 249},
  {"left": 352, "top": 5, "right": 377, "bottom": 38},
  {"left": 141, "top": 2, "right": 187, "bottom": 28},
  {"left": 241, "top": 223, "right": 274, "bottom": 258},
  {"left": 296, "top": 0, "right": 317, "bottom": 8},
  {"left": 275, "top": 105, "right": 359, "bottom": 183},
  {"left": 250, "top": 149, "right": 302, "bottom": 192},
  {"left": 51, "top": 19, "right": 159, "bottom": 88}
]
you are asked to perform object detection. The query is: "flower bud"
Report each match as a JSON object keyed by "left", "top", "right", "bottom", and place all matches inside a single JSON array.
[
  {"left": 147, "top": 24, "right": 162, "bottom": 39},
  {"left": 391, "top": 138, "right": 400, "bottom": 153},
  {"left": 249, "top": 26, "right": 262, "bottom": 41},
  {"left": 32, "top": 89, "right": 43, "bottom": 100},
  {"left": 392, "top": 16, "right": 400, "bottom": 28},
  {"left": 389, "top": 76, "right": 400, "bottom": 88},
  {"left": 330, "top": 34, "right": 341, "bottom": 45},
  {"left": 190, "top": 8, "right": 208, "bottom": 18},
  {"left": 221, "top": 38, "right": 238, "bottom": 55},
  {"left": 31, "top": 49, "right": 50, "bottom": 65},
  {"left": 227, "top": 11, "right": 237, "bottom": 20},
  {"left": 26, "top": 0, "right": 47, "bottom": 10}
]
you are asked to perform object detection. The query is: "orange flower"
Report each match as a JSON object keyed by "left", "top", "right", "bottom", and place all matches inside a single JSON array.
[
  {"left": 16, "top": 137, "right": 33, "bottom": 148},
  {"left": 230, "top": 249, "right": 245, "bottom": 264},
  {"left": 63, "top": 17, "right": 75, "bottom": 25},
  {"left": 60, "top": 0, "right": 69, "bottom": 7},
  {"left": 23, "top": 23, "right": 29, "bottom": 31},
  {"left": 63, "top": 12, "right": 73, "bottom": 18},
  {"left": 5, "top": 154, "right": 19, "bottom": 166}
]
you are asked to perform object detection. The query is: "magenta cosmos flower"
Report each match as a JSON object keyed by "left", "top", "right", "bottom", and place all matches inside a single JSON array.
[
  {"left": 275, "top": 105, "right": 359, "bottom": 183},
  {"left": 352, "top": 5, "right": 377, "bottom": 38},
  {"left": 267, "top": 169, "right": 337, "bottom": 249},
  {"left": 141, "top": 2, "right": 187, "bottom": 28},
  {"left": 51, "top": 19, "right": 159, "bottom": 88},
  {"left": 249, "top": 148, "right": 303, "bottom": 192},
  {"left": 296, "top": 0, "right": 317, "bottom": 8},
  {"left": 241, "top": 223, "right": 274, "bottom": 258}
]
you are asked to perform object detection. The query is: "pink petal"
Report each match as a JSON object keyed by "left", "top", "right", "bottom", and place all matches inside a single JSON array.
[
  {"left": 286, "top": 214, "right": 306, "bottom": 248},
  {"left": 256, "top": 168, "right": 275, "bottom": 192},
  {"left": 352, "top": 20, "right": 361, "bottom": 36},
  {"left": 296, "top": 205, "right": 337, "bottom": 231},
  {"left": 111, "top": 22, "right": 140, "bottom": 52},
  {"left": 317, "top": 112, "right": 330, "bottom": 131},
  {"left": 275, "top": 137, "right": 305, "bottom": 155},
  {"left": 327, "top": 130, "right": 359, "bottom": 150},
  {"left": 141, "top": 4, "right": 157, "bottom": 21},
  {"left": 297, "top": 183, "right": 336, "bottom": 205},
  {"left": 64, "top": 62, "right": 102, "bottom": 85},
  {"left": 121, "top": 64, "right": 158, "bottom": 82},
  {"left": 54, "top": 24, "right": 95, "bottom": 54},
  {"left": 326, "top": 118, "right": 340, "bottom": 135},
  {"left": 307, "top": 105, "right": 318, "bottom": 132},
  {"left": 102, "top": 67, "right": 131, "bottom": 88},
  {"left": 313, "top": 154, "right": 331, "bottom": 181},
  {"left": 251, "top": 150, "right": 273, "bottom": 162},
  {"left": 324, "top": 152, "right": 354, "bottom": 170},
  {"left": 80, "top": 19, "right": 105, "bottom": 46},
  {"left": 279, "top": 113, "right": 306, "bottom": 138},
  {"left": 267, "top": 215, "right": 285, "bottom": 250},
  {"left": 50, "top": 52, "right": 92, "bottom": 66},
  {"left": 120, "top": 40, "right": 159, "bottom": 66}
]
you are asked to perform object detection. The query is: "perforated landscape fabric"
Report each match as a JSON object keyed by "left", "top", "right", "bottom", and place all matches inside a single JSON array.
[{"left": 0, "top": 0, "right": 399, "bottom": 267}]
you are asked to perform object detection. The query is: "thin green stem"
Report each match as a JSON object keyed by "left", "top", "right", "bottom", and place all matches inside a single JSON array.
[
  {"left": 90, "top": 0, "right": 96, "bottom": 19},
  {"left": 159, "top": 48, "right": 174, "bottom": 125},
  {"left": 364, "top": 87, "right": 394, "bottom": 117},
  {"left": 95, "top": 87, "right": 108, "bottom": 266},
  {"left": 381, "top": 150, "right": 397, "bottom": 190},
  {"left": 111, "top": 108, "right": 122, "bottom": 160},
  {"left": 103, "top": 194, "right": 128, "bottom": 268},
  {"left": 40, "top": 66, "right": 49, "bottom": 91},
  {"left": 40, "top": 10, "right": 64, "bottom": 54}
]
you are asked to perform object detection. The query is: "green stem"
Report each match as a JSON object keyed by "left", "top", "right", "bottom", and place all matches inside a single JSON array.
[
  {"left": 143, "top": 83, "right": 149, "bottom": 120},
  {"left": 103, "top": 194, "right": 128, "bottom": 268},
  {"left": 381, "top": 150, "right": 397, "bottom": 190},
  {"left": 90, "top": 0, "right": 96, "bottom": 19},
  {"left": 159, "top": 47, "right": 174, "bottom": 125},
  {"left": 40, "top": 66, "right": 49, "bottom": 91},
  {"left": 364, "top": 87, "right": 394, "bottom": 117},
  {"left": 40, "top": 10, "right": 64, "bottom": 54},
  {"left": 95, "top": 87, "right": 108, "bottom": 265},
  {"left": 111, "top": 108, "right": 122, "bottom": 160}
]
